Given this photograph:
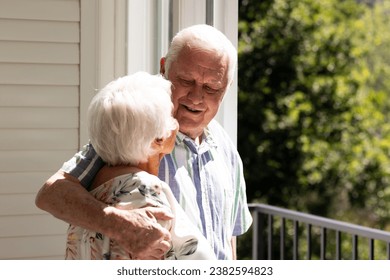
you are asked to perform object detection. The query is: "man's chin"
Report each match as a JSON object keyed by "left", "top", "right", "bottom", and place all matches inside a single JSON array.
[{"left": 178, "top": 124, "right": 204, "bottom": 140}]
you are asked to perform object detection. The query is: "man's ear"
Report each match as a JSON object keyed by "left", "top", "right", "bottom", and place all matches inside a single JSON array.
[{"left": 160, "top": 57, "right": 166, "bottom": 75}]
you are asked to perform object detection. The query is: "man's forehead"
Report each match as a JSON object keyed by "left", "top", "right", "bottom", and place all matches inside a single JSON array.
[
  {"left": 176, "top": 58, "right": 226, "bottom": 78},
  {"left": 177, "top": 67, "right": 226, "bottom": 85}
]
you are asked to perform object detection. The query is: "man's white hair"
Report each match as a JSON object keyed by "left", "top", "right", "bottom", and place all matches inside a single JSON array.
[
  {"left": 164, "top": 24, "right": 237, "bottom": 86},
  {"left": 87, "top": 72, "right": 176, "bottom": 166}
]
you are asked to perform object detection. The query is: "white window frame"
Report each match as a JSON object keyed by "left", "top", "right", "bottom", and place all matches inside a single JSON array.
[{"left": 80, "top": 0, "right": 127, "bottom": 146}]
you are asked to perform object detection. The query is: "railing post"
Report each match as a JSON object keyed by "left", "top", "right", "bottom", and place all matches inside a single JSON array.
[
  {"left": 252, "top": 209, "right": 266, "bottom": 260},
  {"left": 369, "top": 239, "right": 374, "bottom": 260},
  {"left": 252, "top": 210, "right": 259, "bottom": 260},
  {"left": 336, "top": 231, "right": 341, "bottom": 260},
  {"left": 321, "top": 228, "right": 327, "bottom": 260},
  {"left": 268, "top": 215, "right": 273, "bottom": 260},
  {"left": 293, "top": 220, "right": 299, "bottom": 260},
  {"left": 387, "top": 243, "right": 390, "bottom": 260},
  {"left": 280, "top": 218, "right": 285, "bottom": 260},
  {"left": 352, "top": 235, "right": 358, "bottom": 260},
  {"left": 306, "top": 224, "right": 312, "bottom": 260},
  {"left": 258, "top": 210, "right": 266, "bottom": 259}
]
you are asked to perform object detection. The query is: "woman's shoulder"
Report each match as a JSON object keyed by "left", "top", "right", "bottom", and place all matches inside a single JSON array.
[{"left": 133, "top": 171, "right": 166, "bottom": 187}]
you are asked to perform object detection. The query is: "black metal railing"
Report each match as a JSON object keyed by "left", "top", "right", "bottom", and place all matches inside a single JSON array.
[{"left": 249, "top": 203, "right": 390, "bottom": 260}]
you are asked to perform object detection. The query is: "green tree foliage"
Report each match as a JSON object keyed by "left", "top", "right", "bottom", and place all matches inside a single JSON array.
[{"left": 238, "top": 0, "right": 390, "bottom": 227}]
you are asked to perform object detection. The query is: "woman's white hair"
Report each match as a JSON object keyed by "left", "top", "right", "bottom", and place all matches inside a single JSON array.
[
  {"left": 87, "top": 72, "right": 176, "bottom": 166},
  {"left": 164, "top": 24, "right": 237, "bottom": 86}
]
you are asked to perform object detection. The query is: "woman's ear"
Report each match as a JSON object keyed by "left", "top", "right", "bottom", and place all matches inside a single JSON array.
[
  {"left": 160, "top": 57, "right": 166, "bottom": 75},
  {"left": 155, "top": 138, "right": 164, "bottom": 145},
  {"left": 152, "top": 138, "right": 164, "bottom": 151}
]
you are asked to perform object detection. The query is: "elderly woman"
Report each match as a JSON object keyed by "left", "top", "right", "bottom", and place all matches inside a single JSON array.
[{"left": 65, "top": 72, "right": 215, "bottom": 260}]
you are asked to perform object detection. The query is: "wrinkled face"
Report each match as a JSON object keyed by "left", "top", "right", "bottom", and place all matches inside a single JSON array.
[{"left": 166, "top": 47, "right": 229, "bottom": 140}]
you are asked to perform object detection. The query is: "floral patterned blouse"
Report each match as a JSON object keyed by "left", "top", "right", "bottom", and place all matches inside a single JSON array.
[{"left": 65, "top": 171, "right": 216, "bottom": 260}]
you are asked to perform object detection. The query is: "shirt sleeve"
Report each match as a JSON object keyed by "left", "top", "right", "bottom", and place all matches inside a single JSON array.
[
  {"left": 60, "top": 143, "right": 105, "bottom": 189},
  {"left": 232, "top": 155, "right": 253, "bottom": 236}
]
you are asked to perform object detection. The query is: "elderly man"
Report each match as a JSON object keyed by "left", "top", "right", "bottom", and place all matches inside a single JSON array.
[{"left": 36, "top": 24, "right": 252, "bottom": 260}]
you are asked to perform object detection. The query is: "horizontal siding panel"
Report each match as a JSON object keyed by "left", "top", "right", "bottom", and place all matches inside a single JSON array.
[
  {"left": 0, "top": 85, "right": 79, "bottom": 107},
  {"left": 0, "top": 63, "right": 79, "bottom": 85},
  {"left": 0, "top": 129, "right": 78, "bottom": 150},
  {"left": 0, "top": 41, "right": 79, "bottom": 64},
  {"left": 0, "top": 194, "right": 44, "bottom": 215},
  {"left": 0, "top": 235, "right": 66, "bottom": 259},
  {"left": 0, "top": 172, "right": 56, "bottom": 194},
  {"left": 0, "top": 108, "right": 78, "bottom": 129},
  {"left": 0, "top": 215, "right": 68, "bottom": 238},
  {"left": 0, "top": 150, "right": 77, "bottom": 172},
  {"left": 0, "top": 18, "right": 79, "bottom": 43},
  {"left": 0, "top": 0, "right": 80, "bottom": 22}
]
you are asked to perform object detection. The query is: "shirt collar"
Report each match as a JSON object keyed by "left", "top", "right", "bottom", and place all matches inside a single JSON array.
[{"left": 175, "top": 126, "right": 218, "bottom": 153}]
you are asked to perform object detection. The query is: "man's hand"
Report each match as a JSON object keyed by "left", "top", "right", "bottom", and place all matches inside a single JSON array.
[
  {"left": 104, "top": 205, "right": 173, "bottom": 259},
  {"left": 36, "top": 171, "right": 173, "bottom": 260}
]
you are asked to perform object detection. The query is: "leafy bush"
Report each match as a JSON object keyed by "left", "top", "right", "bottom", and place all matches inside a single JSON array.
[{"left": 238, "top": 0, "right": 390, "bottom": 254}]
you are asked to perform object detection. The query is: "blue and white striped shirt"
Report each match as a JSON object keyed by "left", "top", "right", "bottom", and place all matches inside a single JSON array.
[
  {"left": 158, "top": 120, "right": 252, "bottom": 259},
  {"left": 61, "top": 120, "right": 252, "bottom": 260}
]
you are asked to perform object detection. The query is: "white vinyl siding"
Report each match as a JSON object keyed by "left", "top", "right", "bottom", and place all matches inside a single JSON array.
[{"left": 0, "top": 0, "right": 80, "bottom": 259}]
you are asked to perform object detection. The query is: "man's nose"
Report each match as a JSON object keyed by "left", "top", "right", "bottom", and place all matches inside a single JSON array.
[{"left": 187, "top": 85, "right": 203, "bottom": 104}]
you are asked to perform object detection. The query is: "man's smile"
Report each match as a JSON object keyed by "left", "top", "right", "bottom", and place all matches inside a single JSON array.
[{"left": 182, "top": 104, "right": 203, "bottom": 113}]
